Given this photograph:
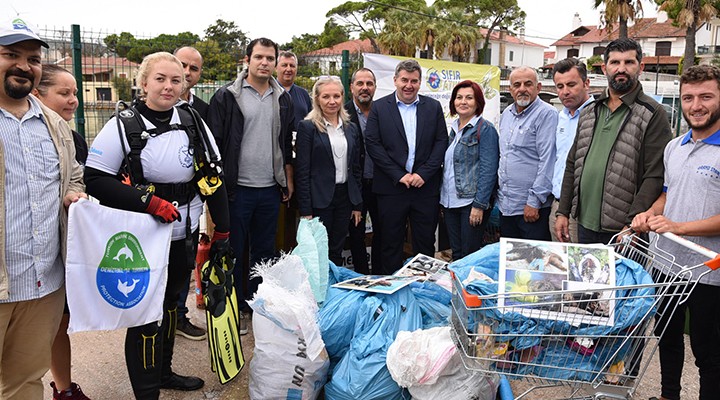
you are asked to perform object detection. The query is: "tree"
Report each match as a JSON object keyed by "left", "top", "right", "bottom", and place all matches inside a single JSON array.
[
  {"left": 111, "top": 76, "right": 132, "bottom": 101},
  {"left": 377, "top": 9, "right": 421, "bottom": 56},
  {"left": 326, "top": 0, "right": 426, "bottom": 53},
  {"left": 194, "top": 39, "right": 237, "bottom": 81},
  {"left": 282, "top": 20, "right": 349, "bottom": 54},
  {"left": 440, "top": 0, "right": 525, "bottom": 64},
  {"left": 103, "top": 32, "right": 199, "bottom": 63},
  {"left": 318, "top": 20, "right": 351, "bottom": 49},
  {"left": 203, "top": 19, "right": 248, "bottom": 61},
  {"left": 432, "top": 8, "right": 480, "bottom": 62},
  {"left": 656, "top": 0, "right": 718, "bottom": 73},
  {"left": 593, "top": 0, "right": 643, "bottom": 39}
]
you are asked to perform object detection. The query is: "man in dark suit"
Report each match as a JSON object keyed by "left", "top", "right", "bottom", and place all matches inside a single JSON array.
[
  {"left": 345, "top": 68, "right": 379, "bottom": 275},
  {"left": 365, "top": 59, "right": 448, "bottom": 274}
]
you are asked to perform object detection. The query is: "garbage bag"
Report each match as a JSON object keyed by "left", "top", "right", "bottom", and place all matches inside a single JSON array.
[
  {"left": 386, "top": 326, "right": 457, "bottom": 387},
  {"left": 408, "top": 351, "right": 499, "bottom": 400},
  {"left": 324, "top": 287, "right": 422, "bottom": 400},
  {"left": 248, "top": 255, "right": 329, "bottom": 400},
  {"left": 292, "top": 217, "right": 329, "bottom": 303},
  {"left": 409, "top": 281, "right": 452, "bottom": 328}
]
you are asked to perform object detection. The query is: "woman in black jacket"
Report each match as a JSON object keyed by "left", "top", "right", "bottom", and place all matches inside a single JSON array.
[{"left": 295, "top": 76, "right": 363, "bottom": 266}]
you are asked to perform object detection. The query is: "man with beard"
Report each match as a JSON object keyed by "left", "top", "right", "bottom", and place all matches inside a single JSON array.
[
  {"left": 345, "top": 68, "right": 379, "bottom": 274},
  {"left": 556, "top": 38, "right": 671, "bottom": 244},
  {"left": 0, "top": 19, "right": 85, "bottom": 399},
  {"left": 498, "top": 66, "right": 557, "bottom": 240},
  {"left": 632, "top": 65, "right": 720, "bottom": 400}
]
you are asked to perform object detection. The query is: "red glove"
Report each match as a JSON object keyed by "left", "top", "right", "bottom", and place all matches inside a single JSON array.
[{"left": 145, "top": 195, "right": 180, "bottom": 223}]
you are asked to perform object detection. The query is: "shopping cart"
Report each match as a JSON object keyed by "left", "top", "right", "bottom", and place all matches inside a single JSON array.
[{"left": 449, "top": 232, "right": 720, "bottom": 400}]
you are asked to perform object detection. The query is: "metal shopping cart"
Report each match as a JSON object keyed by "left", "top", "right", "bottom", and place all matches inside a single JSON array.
[{"left": 449, "top": 232, "right": 720, "bottom": 400}]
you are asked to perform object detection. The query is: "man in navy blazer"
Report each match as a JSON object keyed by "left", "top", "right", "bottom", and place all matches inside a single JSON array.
[{"left": 364, "top": 59, "right": 448, "bottom": 274}]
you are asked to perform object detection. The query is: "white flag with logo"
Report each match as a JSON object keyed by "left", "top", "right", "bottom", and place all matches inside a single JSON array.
[{"left": 66, "top": 199, "right": 173, "bottom": 333}]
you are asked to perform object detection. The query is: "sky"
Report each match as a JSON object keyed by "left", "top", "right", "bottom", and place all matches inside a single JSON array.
[{"left": 4, "top": 0, "right": 660, "bottom": 49}]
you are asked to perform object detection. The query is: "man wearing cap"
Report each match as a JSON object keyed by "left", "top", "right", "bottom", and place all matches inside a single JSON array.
[{"left": 0, "top": 18, "right": 85, "bottom": 399}]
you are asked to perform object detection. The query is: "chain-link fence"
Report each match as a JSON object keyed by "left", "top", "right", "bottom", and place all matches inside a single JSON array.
[{"left": 37, "top": 24, "right": 367, "bottom": 143}]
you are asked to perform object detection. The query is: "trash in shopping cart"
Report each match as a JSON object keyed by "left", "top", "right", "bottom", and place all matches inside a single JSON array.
[{"left": 446, "top": 233, "right": 714, "bottom": 399}]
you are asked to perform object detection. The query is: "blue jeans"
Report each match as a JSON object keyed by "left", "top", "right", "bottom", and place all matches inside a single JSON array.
[
  {"left": 443, "top": 205, "right": 488, "bottom": 260},
  {"left": 229, "top": 185, "right": 281, "bottom": 311}
]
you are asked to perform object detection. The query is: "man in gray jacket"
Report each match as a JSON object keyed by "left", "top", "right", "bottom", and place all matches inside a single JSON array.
[{"left": 555, "top": 38, "right": 671, "bottom": 244}]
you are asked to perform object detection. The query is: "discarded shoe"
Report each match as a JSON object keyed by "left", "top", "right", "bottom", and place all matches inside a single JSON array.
[{"left": 160, "top": 372, "right": 204, "bottom": 391}]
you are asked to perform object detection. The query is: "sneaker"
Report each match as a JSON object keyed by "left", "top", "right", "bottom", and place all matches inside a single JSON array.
[
  {"left": 51, "top": 382, "right": 91, "bottom": 400},
  {"left": 160, "top": 372, "right": 204, "bottom": 391},
  {"left": 176, "top": 317, "right": 206, "bottom": 340},
  {"left": 239, "top": 312, "right": 248, "bottom": 335}
]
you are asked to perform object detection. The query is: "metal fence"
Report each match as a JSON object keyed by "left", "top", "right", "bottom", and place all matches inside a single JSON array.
[{"left": 37, "top": 24, "right": 361, "bottom": 143}]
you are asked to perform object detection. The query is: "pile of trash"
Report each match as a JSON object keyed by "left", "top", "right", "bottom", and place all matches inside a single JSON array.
[{"left": 246, "top": 218, "right": 499, "bottom": 400}]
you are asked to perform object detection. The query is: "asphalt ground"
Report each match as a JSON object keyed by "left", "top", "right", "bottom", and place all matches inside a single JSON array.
[{"left": 43, "top": 283, "right": 700, "bottom": 400}]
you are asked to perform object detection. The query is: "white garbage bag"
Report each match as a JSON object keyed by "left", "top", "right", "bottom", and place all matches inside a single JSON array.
[{"left": 248, "top": 254, "right": 329, "bottom": 400}]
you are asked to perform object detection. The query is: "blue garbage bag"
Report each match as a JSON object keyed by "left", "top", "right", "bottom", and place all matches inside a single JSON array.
[
  {"left": 324, "top": 287, "right": 423, "bottom": 400},
  {"left": 319, "top": 264, "right": 369, "bottom": 370},
  {"left": 409, "top": 280, "right": 452, "bottom": 328},
  {"left": 292, "top": 217, "right": 330, "bottom": 303}
]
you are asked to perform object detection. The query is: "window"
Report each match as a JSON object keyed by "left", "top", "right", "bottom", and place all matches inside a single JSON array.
[
  {"left": 707, "top": 23, "right": 712, "bottom": 31},
  {"left": 96, "top": 87, "right": 112, "bottom": 102},
  {"left": 593, "top": 46, "right": 605, "bottom": 56},
  {"left": 567, "top": 48, "right": 579, "bottom": 58},
  {"left": 509, "top": 51, "right": 514, "bottom": 62},
  {"left": 655, "top": 41, "right": 671, "bottom": 57}
]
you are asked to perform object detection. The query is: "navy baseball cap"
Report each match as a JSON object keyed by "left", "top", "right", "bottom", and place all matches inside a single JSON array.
[{"left": 0, "top": 18, "right": 49, "bottom": 48}]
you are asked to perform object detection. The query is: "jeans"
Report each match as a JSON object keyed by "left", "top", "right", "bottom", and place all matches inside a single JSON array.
[
  {"left": 443, "top": 204, "right": 489, "bottom": 260},
  {"left": 500, "top": 207, "right": 551, "bottom": 241},
  {"left": 228, "top": 185, "right": 280, "bottom": 311}
]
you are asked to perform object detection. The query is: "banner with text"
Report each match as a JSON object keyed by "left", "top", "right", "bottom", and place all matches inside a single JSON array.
[{"left": 363, "top": 54, "right": 501, "bottom": 128}]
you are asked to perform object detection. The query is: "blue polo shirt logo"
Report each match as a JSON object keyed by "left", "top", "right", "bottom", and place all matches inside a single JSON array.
[{"left": 697, "top": 165, "right": 720, "bottom": 179}]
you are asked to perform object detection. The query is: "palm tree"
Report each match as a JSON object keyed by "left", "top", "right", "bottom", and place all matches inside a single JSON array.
[
  {"left": 594, "top": 0, "right": 643, "bottom": 38},
  {"left": 377, "top": 10, "right": 419, "bottom": 57},
  {"left": 433, "top": 9, "right": 479, "bottom": 62},
  {"left": 657, "top": 0, "right": 718, "bottom": 73}
]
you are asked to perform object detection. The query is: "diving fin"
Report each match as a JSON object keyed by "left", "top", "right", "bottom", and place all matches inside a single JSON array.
[{"left": 202, "top": 253, "right": 244, "bottom": 384}]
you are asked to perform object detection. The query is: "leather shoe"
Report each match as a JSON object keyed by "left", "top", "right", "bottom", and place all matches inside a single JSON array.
[{"left": 160, "top": 372, "right": 204, "bottom": 391}]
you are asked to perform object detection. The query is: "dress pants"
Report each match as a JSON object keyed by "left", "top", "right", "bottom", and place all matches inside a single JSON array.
[
  {"left": 347, "top": 178, "right": 381, "bottom": 274},
  {"left": 376, "top": 192, "right": 439, "bottom": 275},
  {"left": 314, "top": 183, "right": 352, "bottom": 267},
  {"left": 500, "top": 207, "right": 551, "bottom": 241}
]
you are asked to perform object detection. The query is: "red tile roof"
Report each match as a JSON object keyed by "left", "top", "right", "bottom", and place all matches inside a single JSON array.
[
  {"left": 480, "top": 28, "right": 546, "bottom": 48},
  {"left": 544, "top": 51, "right": 556, "bottom": 59},
  {"left": 303, "top": 39, "right": 376, "bottom": 56},
  {"left": 552, "top": 17, "right": 687, "bottom": 47}
]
